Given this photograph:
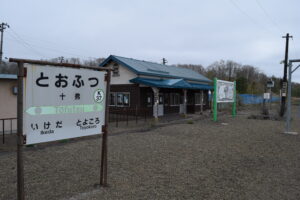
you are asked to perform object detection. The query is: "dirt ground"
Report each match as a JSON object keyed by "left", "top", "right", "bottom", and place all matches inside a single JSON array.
[{"left": 0, "top": 106, "right": 300, "bottom": 200}]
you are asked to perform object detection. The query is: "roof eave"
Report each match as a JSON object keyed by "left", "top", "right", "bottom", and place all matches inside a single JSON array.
[
  {"left": 99, "top": 55, "right": 140, "bottom": 74},
  {"left": 99, "top": 55, "right": 212, "bottom": 83},
  {"left": 137, "top": 72, "right": 212, "bottom": 83}
]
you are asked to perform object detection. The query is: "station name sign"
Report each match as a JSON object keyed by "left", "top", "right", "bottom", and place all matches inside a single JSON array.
[{"left": 24, "top": 64, "right": 106, "bottom": 145}]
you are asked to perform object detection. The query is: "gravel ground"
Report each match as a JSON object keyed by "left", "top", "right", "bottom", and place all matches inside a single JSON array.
[{"left": 0, "top": 108, "right": 300, "bottom": 200}]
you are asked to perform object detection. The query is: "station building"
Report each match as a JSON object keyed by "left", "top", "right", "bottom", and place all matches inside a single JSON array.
[{"left": 100, "top": 55, "right": 213, "bottom": 117}]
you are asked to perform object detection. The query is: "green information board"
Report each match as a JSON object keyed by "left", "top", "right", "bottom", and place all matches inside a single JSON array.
[{"left": 213, "top": 78, "right": 236, "bottom": 121}]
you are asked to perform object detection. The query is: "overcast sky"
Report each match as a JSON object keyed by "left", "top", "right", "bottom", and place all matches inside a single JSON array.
[{"left": 1, "top": 0, "right": 300, "bottom": 81}]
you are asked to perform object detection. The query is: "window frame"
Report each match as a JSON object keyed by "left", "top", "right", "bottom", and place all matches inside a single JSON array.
[
  {"left": 195, "top": 92, "right": 206, "bottom": 105},
  {"left": 109, "top": 92, "right": 116, "bottom": 106},
  {"left": 164, "top": 93, "right": 169, "bottom": 106},
  {"left": 112, "top": 63, "right": 120, "bottom": 77},
  {"left": 109, "top": 92, "right": 130, "bottom": 107},
  {"left": 195, "top": 93, "right": 201, "bottom": 105},
  {"left": 146, "top": 93, "right": 153, "bottom": 107},
  {"left": 170, "top": 93, "right": 180, "bottom": 106},
  {"left": 122, "top": 93, "right": 130, "bottom": 107},
  {"left": 159, "top": 93, "right": 164, "bottom": 104}
]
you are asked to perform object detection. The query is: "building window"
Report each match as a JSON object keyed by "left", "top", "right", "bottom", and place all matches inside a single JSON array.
[
  {"left": 164, "top": 93, "right": 169, "bottom": 106},
  {"left": 159, "top": 93, "right": 164, "bottom": 104},
  {"left": 195, "top": 92, "right": 206, "bottom": 105},
  {"left": 110, "top": 92, "right": 130, "bottom": 107},
  {"left": 187, "top": 94, "right": 193, "bottom": 105},
  {"left": 146, "top": 93, "right": 152, "bottom": 106},
  {"left": 195, "top": 93, "right": 200, "bottom": 105},
  {"left": 202, "top": 93, "right": 207, "bottom": 105},
  {"left": 117, "top": 93, "right": 123, "bottom": 106},
  {"left": 112, "top": 63, "right": 120, "bottom": 76},
  {"left": 123, "top": 93, "right": 130, "bottom": 106},
  {"left": 110, "top": 93, "right": 116, "bottom": 106},
  {"left": 170, "top": 93, "right": 180, "bottom": 105}
]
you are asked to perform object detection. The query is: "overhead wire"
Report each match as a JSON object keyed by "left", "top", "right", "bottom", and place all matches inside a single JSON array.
[
  {"left": 7, "top": 27, "right": 99, "bottom": 60},
  {"left": 229, "top": 0, "right": 280, "bottom": 37},
  {"left": 9, "top": 30, "right": 97, "bottom": 59},
  {"left": 254, "top": 0, "right": 284, "bottom": 33},
  {"left": 6, "top": 30, "right": 48, "bottom": 58}
]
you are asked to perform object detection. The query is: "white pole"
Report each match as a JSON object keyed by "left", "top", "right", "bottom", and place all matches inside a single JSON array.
[{"left": 284, "top": 62, "right": 298, "bottom": 135}]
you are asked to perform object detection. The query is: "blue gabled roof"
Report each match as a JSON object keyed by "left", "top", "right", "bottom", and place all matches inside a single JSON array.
[
  {"left": 130, "top": 77, "right": 213, "bottom": 90},
  {"left": 0, "top": 74, "right": 17, "bottom": 79},
  {"left": 100, "top": 55, "right": 212, "bottom": 83}
]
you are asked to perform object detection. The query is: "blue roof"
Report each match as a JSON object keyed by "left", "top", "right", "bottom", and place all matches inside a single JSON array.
[
  {"left": 0, "top": 74, "right": 17, "bottom": 79},
  {"left": 100, "top": 55, "right": 212, "bottom": 83},
  {"left": 130, "top": 77, "right": 213, "bottom": 90}
]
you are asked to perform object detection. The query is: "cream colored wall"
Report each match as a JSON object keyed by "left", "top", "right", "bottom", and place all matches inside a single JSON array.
[
  {"left": 0, "top": 79, "right": 17, "bottom": 119},
  {"left": 0, "top": 79, "right": 17, "bottom": 133},
  {"left": 106, "top": 62, "right": 137, "bottom": 85}
]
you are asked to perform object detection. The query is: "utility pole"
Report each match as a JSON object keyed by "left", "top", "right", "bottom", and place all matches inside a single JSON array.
[
  {"left": 58, "top": 56, "right": 64, "bottom": 63},
  {"left": 280, "top": 33, "right": 293, "bottom": 116},
  {"left": 162, "top": 58, "right": 167, "bottom": 65},
  {"left": 0, "top": 22, "right": 10, "bottom": 63}
]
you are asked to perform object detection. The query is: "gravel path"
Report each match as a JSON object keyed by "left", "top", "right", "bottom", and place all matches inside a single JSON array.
[{"left": 1, "top": 109, "right": 300, "bottom": 200}]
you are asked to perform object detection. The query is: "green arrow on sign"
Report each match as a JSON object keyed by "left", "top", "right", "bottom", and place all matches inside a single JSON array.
[{"left": 26, "top": 104, "right": 103, "bottom": 116}]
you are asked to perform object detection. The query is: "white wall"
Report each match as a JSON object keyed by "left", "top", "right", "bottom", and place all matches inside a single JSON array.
[{"left": 106, "top": 62, "right": 136, "bottom": 85}]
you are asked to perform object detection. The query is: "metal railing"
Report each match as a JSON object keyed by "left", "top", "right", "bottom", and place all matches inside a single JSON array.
[
  {"left": 1, "top": 118, "right": 17, "bottom": 144},
  {"left": 109, "top": 107, "right": 151, "bottom": 127}
]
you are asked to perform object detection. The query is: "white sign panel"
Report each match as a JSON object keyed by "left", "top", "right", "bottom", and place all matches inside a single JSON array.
[
  {"left": 263, "top": 93, "right": 270, "bottom": 99},
  {"left": 24, "top": 64, "right": 106, "bottom": 145},
  {"left": 267, "top": 80, "right": 274, "bottom": 88},
  {"left": 216, "top": 80, "right": 234, "bottom": 103},
  {"left": 282, "top": 82, "right": 287, "bottom": 97}
]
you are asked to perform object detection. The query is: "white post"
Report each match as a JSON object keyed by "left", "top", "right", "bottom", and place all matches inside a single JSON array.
[
  {"left": 286, "top": 62, "right": 292, "bottom": 132},
  {"left": 284, "top": 62, "right": 298, "bottom": 135},
  {"left": 152, "top": 87, "right": 159, "bottom": 120}
]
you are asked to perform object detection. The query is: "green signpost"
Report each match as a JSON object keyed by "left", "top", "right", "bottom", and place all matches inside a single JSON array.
[
  {"left": 213, "top": 78, "right": 218, "bottom": 121},
  {"left": 213, "top": 78, "right": 236, "bottom": 122},
  {"left": 232, "top": 81, "right": 236, "bottom": 118}
]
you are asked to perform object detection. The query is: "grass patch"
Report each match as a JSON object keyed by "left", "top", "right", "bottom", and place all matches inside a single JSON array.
[{"left": 187, "top": 120, "right": 194, "bottom": 124}]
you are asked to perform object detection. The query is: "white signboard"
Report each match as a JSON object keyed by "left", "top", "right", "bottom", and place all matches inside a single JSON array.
[
  {"left": 216, "top": 80, "right": 234, "bottom": 103},
  {"left": 24, "top": 64, "right": 106, "bottom": 145},
  {"left": 267, "top": 80, "right": 274, "bottom": 88},
  {"left": 282, "top": 82, "right": 287, "bottom": 97},
  {"left": 263, "top": 93, "right": 270, "bottom": 99}
]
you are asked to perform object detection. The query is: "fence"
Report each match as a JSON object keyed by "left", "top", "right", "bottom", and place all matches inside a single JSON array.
[
  {"left": 109, "top": 107, "right": 151, "bottom": 127},
  {"left": 238, "top": 94, "right": 280, "bottom": 105},
  {"left": 0, "top": 118, "right": 17, "bottom": 144}
]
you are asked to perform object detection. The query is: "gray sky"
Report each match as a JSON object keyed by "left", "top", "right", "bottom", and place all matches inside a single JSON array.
[{"left": 1, "top": 0, "right": 300, "bottom": 81}]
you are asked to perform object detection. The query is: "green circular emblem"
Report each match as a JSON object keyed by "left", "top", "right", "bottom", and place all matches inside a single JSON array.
[{"left": 94, "top": 89, "right": 104, "bottom": 103}]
